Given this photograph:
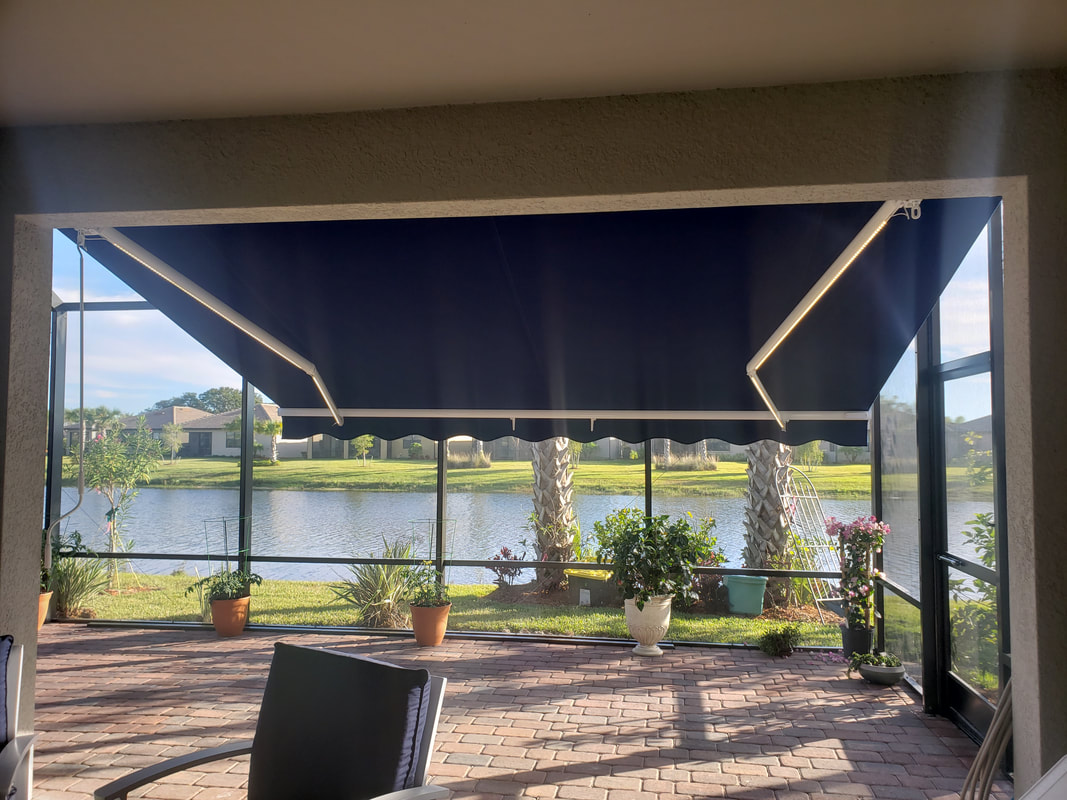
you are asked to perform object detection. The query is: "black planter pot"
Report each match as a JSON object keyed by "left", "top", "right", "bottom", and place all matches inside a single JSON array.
[{"left": 841, "top": 625, "right": 872, "bottom": 657}]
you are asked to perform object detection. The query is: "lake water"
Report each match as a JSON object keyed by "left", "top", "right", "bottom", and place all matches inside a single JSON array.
[{"left": 58, "top": 487, "right": 874, "bottom": 584}]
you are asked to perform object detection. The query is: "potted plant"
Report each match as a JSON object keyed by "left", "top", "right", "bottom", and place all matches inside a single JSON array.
[
  {"left": 405, "top": 562, "right": 451, "bottom": 646},
  {"left": 825, "top": 515, "right": 891, "bottom": 657},
  {"left": 185, "top": 568, "right": 263, "bottom": 637},
  {"left": 39, "top": 528, "right": 53, "bottom": 629},
  {"left": 594, "top": 508, "right": 714, "bottom": 656},
  {"left": 847, "top": 651, "right": 906, "bottom": 685}
]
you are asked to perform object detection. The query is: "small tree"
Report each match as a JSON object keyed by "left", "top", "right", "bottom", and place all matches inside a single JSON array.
[
  {"left": 77, "top": 417, "right": 163, "bottom": 586},
  {"left": 255, "top": 419, "right": 283, "bottom": 463},
  {"left": 350, "top": 435, "right": 375, "bottom": 465},
  {"left": 794, "top": 440, "right": 824, "bottom": 471},
  {"left": 161, "top": 423, "right": 184, "bottom": 463}
]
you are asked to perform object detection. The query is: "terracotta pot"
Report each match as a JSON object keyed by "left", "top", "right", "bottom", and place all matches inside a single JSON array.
[
  {"left": 624, "top": 595, "right": 672, "bottom": 656},
  {"left": 38, "top": 591, "right": 53, "bottom": 629},
  {"left": 210, "top": 596, "right": 250, "bottom": 637},
  {"left": 410, "top": 603, "right": 451, "bottom": 646}
]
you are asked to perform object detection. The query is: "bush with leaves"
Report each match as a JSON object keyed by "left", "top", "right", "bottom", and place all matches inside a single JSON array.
[
  {"left": 48, "top": 530, "right": 109, "bottom": 617},
  {"left": 330, "top": 539, "right": 413, "bottom": 627},
  {"left": 405, "top": 562, "right": 451, "bottom": 607},
  {"left": 185, "top": 568, "right": 263, "bottom": 602},
  {"left": 846, "top": 651, "right": 902, "bottom": 677},
  {"left": 758, "top": 624, "right": 802, "bottom": 657},
  {"left": 594, "top": 508, "right": 714, "bottom": 609},
  {"left": 487, "top": 546, "right": 526, "bottom": 587}
]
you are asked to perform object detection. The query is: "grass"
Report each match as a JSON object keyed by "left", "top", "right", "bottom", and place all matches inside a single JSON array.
[
  {"left": 86, "top": 572, "right": 843, "bottom": 647},
  {"left": 70, "top": 457, "right": 874, "bottom": 499}
]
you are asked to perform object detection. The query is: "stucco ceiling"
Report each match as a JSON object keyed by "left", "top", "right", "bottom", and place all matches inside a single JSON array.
[{"left": 2, "top": 0, "right": 1066, "bottom": 126}]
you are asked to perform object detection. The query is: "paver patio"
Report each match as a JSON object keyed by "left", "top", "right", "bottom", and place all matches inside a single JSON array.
[{"left": 31, "top": 624, "right": 1012, "bottom": 799}]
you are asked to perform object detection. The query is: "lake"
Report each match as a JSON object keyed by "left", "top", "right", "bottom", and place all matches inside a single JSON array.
[{"left": 57, "top": 486, "right": 876, "bottom": 584}]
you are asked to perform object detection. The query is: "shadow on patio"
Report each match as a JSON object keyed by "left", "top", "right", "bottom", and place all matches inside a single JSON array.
[{"left": 32, "top": 624, "right": 1012, "bottom": 800}]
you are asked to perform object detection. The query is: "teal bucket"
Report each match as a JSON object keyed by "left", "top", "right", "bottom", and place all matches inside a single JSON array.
[{"left": 725, "top": 575, "right": 768, "bottom": 616}]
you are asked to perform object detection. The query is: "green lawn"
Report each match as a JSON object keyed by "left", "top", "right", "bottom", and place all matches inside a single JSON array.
[
  {"left": 86, "top": 572, "right": 843, "bottom": 647},
  {"left": 70, "top": 456, "right": 873, "bottom": 498}
]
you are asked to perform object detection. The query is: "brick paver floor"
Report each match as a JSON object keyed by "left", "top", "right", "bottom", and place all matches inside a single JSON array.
[{"left": 31, "top": 624, "right": 1013, "bottom": 799}]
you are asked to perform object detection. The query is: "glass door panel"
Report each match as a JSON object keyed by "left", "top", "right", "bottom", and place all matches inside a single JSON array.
[{"left": 943, "top": 374, "right": 995, "bottom": 566}]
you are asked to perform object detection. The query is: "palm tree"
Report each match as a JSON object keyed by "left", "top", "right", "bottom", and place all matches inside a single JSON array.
[
  {"left": 530, "top": 437, "right": 576, "bottom": 589},
  {"left": 255, "top": 419, "right": 283, "bottom": 463},
  {"left": 741, "top": 440, "right": 792, "bottom": 569}
]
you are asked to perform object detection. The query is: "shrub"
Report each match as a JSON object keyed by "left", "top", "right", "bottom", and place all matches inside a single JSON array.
[
  {"left": 50, "top": 530, "right": 110, "bottom": 617},
  {"left": 652, "top": 454, "right": 718, "bottom": 471},
  {"left": 846, "top": 651, "right": 902, "bottom": 677},
  {"left": 330, "top": 539, "right": 412, "bottom": 627},
  {"left": 447, "top": 452, "right": 492, "bottom": 469},
  {"left": 758, "top": 624, "right": 802, "bottom": 657},
  {"left": 487, "top": 546, "right": 525, "bottom": 587},
  {"left": 594, "top": 509, "right": 715, "bottom": 609}
]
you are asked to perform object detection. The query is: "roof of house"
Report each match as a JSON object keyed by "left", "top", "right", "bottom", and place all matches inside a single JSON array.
[{"left": 116, "top": 406, "right": 215, "bottom": 430}]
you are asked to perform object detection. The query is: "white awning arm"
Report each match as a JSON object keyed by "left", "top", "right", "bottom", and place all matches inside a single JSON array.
[
  {"left": 746, "top": 199, "right": 920, "bottom": 430},
  {"left": 88, "top": 227, "right": 343, "bottom": 426}
]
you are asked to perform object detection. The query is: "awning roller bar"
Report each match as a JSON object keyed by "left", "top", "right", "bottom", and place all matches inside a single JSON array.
[{"left": 281, "top": 407, "right": 869, "bottom": 424}]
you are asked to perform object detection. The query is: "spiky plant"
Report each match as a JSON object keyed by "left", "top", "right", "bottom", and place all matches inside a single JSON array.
[
  {"left": 530, "top": 437, "right": 576, "bottom": 589},
  {"left": 330, "top": 539, "right": 413, "bottom": 628}
]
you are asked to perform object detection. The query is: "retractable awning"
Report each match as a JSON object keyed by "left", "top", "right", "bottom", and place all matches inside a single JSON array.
[{"left": 65, "top": 197, "right": 998, "bottom": 445}]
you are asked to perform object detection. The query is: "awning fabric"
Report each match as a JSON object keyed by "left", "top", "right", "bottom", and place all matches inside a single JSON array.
[{"left": 66, "top": 197, "right": 998, "bottom": 446}]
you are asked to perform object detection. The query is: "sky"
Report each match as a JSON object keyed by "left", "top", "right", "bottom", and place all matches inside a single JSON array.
[
  {"left": 51, "top": 221, "right": 995, "bottom": 422},
  {"left": 52, "top": 230, "right": 247, "bottom": 414}
]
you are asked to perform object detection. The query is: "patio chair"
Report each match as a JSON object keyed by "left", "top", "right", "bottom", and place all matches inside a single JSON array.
[
  {"left": 94, "top": 643, "right": 449, "bottom": 800},
  {"left": 1, "top": 635, "right": 38, "bottom": 800}
]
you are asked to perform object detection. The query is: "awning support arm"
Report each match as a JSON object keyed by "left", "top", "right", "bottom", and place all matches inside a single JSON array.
[
  {"left": 88, "top": 227, "right": 343, "bottom": 426},
  {"left": 745, "top": 199, "right": 920, "bottom": 430}
]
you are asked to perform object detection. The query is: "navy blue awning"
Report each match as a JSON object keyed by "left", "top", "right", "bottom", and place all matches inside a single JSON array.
[{"left": 65, "top": 197, "right": 998, "bottom": 445}]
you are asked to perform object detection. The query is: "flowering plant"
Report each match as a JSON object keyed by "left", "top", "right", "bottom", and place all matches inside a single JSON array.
[{"left": 825, "top": 515, "right": 890, "bottom": 630}]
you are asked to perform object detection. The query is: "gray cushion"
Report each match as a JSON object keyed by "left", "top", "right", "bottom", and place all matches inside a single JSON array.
[{"left": 248, "top": 643, "right": 431, "bottom": 800}]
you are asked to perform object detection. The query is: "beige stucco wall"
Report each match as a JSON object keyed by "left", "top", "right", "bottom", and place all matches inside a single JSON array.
[{"left": 1, "top": 69, "right": 1065, "bottom": 788}]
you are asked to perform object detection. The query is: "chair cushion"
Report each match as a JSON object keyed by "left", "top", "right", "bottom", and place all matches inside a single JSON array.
[
  {"left": 248, "top": 643, "right": 431, "bottom": 800},
  {"left": 0, "top": 634, "right": 12, "bottom": 745}
]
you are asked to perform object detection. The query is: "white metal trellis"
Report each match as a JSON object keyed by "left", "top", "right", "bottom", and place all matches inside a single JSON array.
[{"left": 776, "top": 465, "right": 842, "bottom": 623}]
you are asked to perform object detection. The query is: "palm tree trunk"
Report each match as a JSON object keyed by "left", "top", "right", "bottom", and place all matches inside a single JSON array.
[
  {"left": 530, "top": 437, "right": 575, "bottom": 589},
  {"left": 741, "top": 440, "right": 793, "bottom": 569}
]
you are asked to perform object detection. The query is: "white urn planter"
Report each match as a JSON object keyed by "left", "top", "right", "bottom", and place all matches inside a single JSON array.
[{"left": 624, "top": 595, "right": 672, "bottom": 656}]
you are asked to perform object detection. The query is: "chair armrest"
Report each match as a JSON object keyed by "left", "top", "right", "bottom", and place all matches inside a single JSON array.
[
  {"left": 0, "top": 734, "right": 38, "bottom": 798},
  {"left": 372, "top": 785, "right": 450, "bottom": 800},
  {"left": 94, "top": 740, "right": 253, "bottom": 800}
]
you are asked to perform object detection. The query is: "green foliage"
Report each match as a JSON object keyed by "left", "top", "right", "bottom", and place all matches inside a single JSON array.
[
  {"left": 407, "top": 440, "right": 424, "bottom": 459},
  {"left": 330, "top": 539, "right": 413, "bottom": 627},
  {"left": 150, "top": 387, "right": 261, "bottom": 414},
  {"left": 74, "top": 417, "right": 164, "bottom": 585},
  {"left": 48, "top": 530, "right": 109, "bottom": 616},
  {"left": 594, "top": 509, "right": 715, "bottom": 609},
  {"left": 826, "top": 515, "right": 889, "bottom": 630},
  {"left": 758, "top": 623, "right": 802, "bottom": 657},
  {"left": 949, "top": 512, "right": 999, "bottom": 693},
  {"left": 568, "top": 440, "right": 596, "bottom": 467},
  {"left": 350, "top": 434, "right": 376, "bottom": 464},
  {"left": 161, "top": 423, "right": 184, "bottom": 462},
  {"left": 794, "top": 440, "right": 824, "bottom": 470},
  {"left": 447, "top": 451, "right": 492, "bottom": 468},
  {"left": 81, "top": 574, "right": 845, "bottom": 645},
  {"left": 963, "top": 431, "right": 993, "bottom": 487},
  {"left": 487, "top": 546, "right": 526, "bottom": 587},
  {"left": 846, "top": 651, "right": 902, "bottom": 677},
  {"left": 405, "top": 562, "right": 450, "bottom": 607},
  {"left": 653, "top": 454, "right": 718, "bottom": 471},
  {"left": 185, "top": 568, "right": 263, "bottom": 602}
]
